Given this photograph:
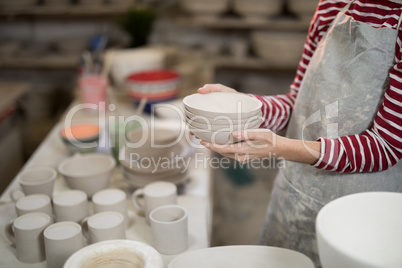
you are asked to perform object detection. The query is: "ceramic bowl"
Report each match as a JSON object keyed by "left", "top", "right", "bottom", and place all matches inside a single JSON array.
[
  {"left": 64, "top": 240, "right": 163, "bottom": 268},
  {"left": 233, "top": 0, "right": 283, "bottom": 19},
  {"left": 60, "top": 123, "right": 100, "bottom": 154},
  {"left": 179, "top": 0, "right": 229, "bottom": 16},
  {"left": 316, "top": 192, "right": 402, "bottom": 268},
  {"left": 287, "top": 0, "right": 317, "bottom": 20},
  {"left": 188, "top": 126, "right": 240, "bottom": 144},
  {"left": 186, "top": 115, "right": 262, "bottom": 131},
  {"left": 58, "top": 153, "right": 115, "bottom": 197},
  {"left": 183, "top": 92, "right": 262, "bottom": 120},
  {"left": 168, "top": 245, "right": 314, "bottom": 268},
  {"left": 251, "top": 31, "right": 306, "bottom": 68},
  {"left": 185, "top": 108, "right": 262, "bottom": 125}
]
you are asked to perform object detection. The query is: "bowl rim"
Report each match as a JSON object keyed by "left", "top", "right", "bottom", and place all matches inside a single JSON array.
[
  {"left": 183, "top": 92, "right": 262, "bottom": 116},
  {"left": 58, "top": 153, "right": 116, "bottom": 178}
]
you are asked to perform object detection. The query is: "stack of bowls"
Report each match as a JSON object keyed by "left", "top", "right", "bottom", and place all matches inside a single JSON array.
[
  {"left": 60, "top": 123, "right": 100, "bottom": 154},
  {"left": 126, "top": 69, "right": 181, "bottom": 113},
  {"left": 233, "top": 0, "right": 283, "bottom": 22},
  {"left": 183, "top": 92, "right": 262, "bottom": 144},
  {"left": 119, "top": 126, "right": 191, "bottom": 188}
]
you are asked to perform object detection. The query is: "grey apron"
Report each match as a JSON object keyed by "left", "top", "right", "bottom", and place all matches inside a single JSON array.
[{"left": 260, "top": 2, "right": 402, "bottom": 267}]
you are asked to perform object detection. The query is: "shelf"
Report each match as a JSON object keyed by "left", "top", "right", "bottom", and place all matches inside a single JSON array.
[
  {"left": 213, "top": 56, "right": 298, "bottom": 71},
  {"left": 0, "top": 54, "right": 80, "bottom": 69},
  {"left": 175, "top": 16, "right": 310, "bottom": 31},
  {"left": 0, "top": 4, "right": 131, "bottom": 18}
]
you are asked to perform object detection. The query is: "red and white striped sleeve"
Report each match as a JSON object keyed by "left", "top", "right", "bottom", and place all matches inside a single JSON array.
[{"left": 254, "top": 0, "right": 402, "bottom": 172}]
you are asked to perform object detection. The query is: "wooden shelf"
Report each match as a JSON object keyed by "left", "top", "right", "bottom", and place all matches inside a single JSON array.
[
  {"left": 0, "top": 4, "right": 131, "bottom": 18},
  {"left": 0, "top": 54, "right": 80, "bottom": 69},
  {"left": 213, "top": 56, "right": 298, "bottom": 71},
  {"left": 175, "top": 16, "right": 310, "bottom": 31}
]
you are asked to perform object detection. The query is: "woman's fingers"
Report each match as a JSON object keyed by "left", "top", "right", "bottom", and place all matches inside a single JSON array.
[{"left": 197, "top": 84, "right": 238, "bottom": 94}]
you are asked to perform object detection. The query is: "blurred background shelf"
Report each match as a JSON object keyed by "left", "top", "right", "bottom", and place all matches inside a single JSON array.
[{"left": 0, "top": 55, "right": 79, "bottom": 69}]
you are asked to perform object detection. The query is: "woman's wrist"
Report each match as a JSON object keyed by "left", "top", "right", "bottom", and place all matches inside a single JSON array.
[{"left": 274, "top": 136, "right": 321, "bottom": 165}]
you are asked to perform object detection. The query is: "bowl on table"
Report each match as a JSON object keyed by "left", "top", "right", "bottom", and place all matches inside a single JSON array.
[
  {"left": 233, "top": 0, "right": 283, "bottom": 22},
  {"left": 60, "top": 123, "right": 100, "bottom": 154},
  {"left": 168, "top": 245, "right": 314, "bottom": 268},
  {"left": 58, "top": 153, "right": 115, "bottom": 197},
  {"left": 64, "top": 240, "right": 163, "bottom": 268},
  {"left": 316, "top": 192, "right": 402, "bottom": 268}
]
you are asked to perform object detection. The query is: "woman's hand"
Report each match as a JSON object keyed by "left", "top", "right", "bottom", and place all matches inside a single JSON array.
[
  {"left": 200, "top": 129, "right": 322, "bottom": 165},
  {"left": 197, "top": 84, "right": 239, "bottom": 94}
]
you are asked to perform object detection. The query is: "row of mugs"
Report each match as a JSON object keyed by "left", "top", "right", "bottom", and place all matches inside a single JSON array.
[
  {"left": 6, "top": 204, "right": 188, "bottom": 266},
  {"left": 11, "top": 181, "right": 178, "bottom": 226}
]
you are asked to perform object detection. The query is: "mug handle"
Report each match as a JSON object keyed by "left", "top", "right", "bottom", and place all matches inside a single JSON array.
[
  {"left": 4, "top": 221, "right": 16, "bottom": 245},
  {"left": 80, "top": 217, "right": 91, "bottom": 242},
  {"left": 131, "top": 188, "right": 145, "bottom": 215},
  {"left": 9, "top": 188, "right": 24, "bottom": 202}
]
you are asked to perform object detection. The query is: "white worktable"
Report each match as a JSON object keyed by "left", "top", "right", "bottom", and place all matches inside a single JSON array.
[{"left": 0, "top": 96, "right": 213, "bottom": 268}]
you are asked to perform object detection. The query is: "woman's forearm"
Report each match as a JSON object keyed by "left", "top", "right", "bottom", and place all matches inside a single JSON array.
[{"left": 275, "top": 135, "right": 321, "bottom": 165}]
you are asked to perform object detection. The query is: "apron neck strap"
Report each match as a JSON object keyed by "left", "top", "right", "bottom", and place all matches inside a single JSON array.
[
  {"left": 340, "top": 0, "right": 356, "bottom": 14},
  {"left": 397, "top": 9, "right": 402, "bottom": 31}
]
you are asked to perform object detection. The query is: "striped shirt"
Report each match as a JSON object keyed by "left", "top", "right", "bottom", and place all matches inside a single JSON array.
[{"left": 254, "top": 0, "right": 402, "bottom": 172}]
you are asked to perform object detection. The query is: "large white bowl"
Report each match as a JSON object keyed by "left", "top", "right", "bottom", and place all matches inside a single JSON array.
[
  {"left": 64, "top": 240, "right": 163, "bottom": 268},
  {"left": 183, "top": 92, "right": 262, "bottom": 119},
  {"left": 189, "top": 126, "right": 241, "bottom": 144},
  {"left": 316, "top": 192, "right": 402, "bottom": 268},
  {"left": 58, "top": 153, "right": 115, "bottom": 197},
  {"left": 169, "top": 245, "right": 314, "bottom": 268},
  {"left": 186, "top": 115, "right": 262, "bottom": 131},
  {"left": 185, "top": 109, "right": 262, "bottom": 125}
]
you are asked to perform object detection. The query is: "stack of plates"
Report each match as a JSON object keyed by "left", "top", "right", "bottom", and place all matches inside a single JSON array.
[
  {"left": 126, "top": 69, "right": 181, "bottom": 113},
  {"left": 119, "top": 126, "right": 191, "bottom": 188},
  {"left": 183, "top": 92, "right": 262, "bottom": 144}
]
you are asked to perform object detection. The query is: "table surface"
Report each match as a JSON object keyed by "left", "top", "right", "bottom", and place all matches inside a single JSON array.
[{"left": 0, "top": 95, "right": 213, "bottom": 268}]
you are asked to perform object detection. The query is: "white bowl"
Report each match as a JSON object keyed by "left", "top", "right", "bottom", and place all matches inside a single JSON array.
[
  {"left": 233, "top": 0, "right": 282, "bottom": 19},
  {"left": 288, "top": 0, "right": 317, "bottom": 19},
  {"left": 185, "top": 109, "right": 262, "bottom": 125},
  {"left": 64, "top": 240, "right": 163, "bottom": 268},
  {"left": 316, "top": 192, "right": 402, "bottom": 268},
  {"left": 179, "top": 0, "right": 229, "bottom": 16},
  {"left": 186, "top": 115, "right": 262, "bottom": 131},
  {"left": 189, "top": 126, "right": 243, "bottom": 144},
  {"left": 169, "top": 245, "right": 314, "bottom": 268},
  {"left": 183, "top": 92, "right": 262, "bottom": 119},
  {"left": 58, "top": 153, "right": 115, "bottom": 197},
  {"left": 251, "top": 31, "right": 306, "bottom": 68}
]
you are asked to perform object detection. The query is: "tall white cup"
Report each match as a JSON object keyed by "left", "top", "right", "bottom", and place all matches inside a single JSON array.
[
  {"left": 5, "top": 212, "right": 53, "bottom": 263},
  {"left": 81, "top": 211, "right": 126, "bottom": 244},
  {"left": 44, "top": 221, "right": 85, "bottom": 268},
  {"left": 15, "top": 194, "right": 53, "bottom": 217},
  {"left": 11, "top": 166, "right": 57, "bottom": 199},
  {"left": 53, "top": 190, "right": 89, "bottom": 223},
  {"left": 92, "top": 188, "right": 129, "bottom": 228},
  {"left": 149, "top": 205, "right": 188, "bottom": 255},
  {"left": 131, "top": 181, "right": 177, "bottom": 223}
]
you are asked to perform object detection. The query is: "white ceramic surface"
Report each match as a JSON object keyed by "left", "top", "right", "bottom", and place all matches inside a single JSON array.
[
  {"left": 132, "top": 181, "right": 177, "bottom": 223},
  {"left": 316, "top": 192, "right": 402, "bottom": 268},
  {"left": 251, "top": 31, "right": 306, "bottom": 68},
  {"left": 53, "top": 190, "right": 89, "bottom": 223},
  {"left": 233, "top": 0, "right": 283, "bottom": 18},
  {"left": 92, "top": 188, "right": 129, "bottom": 228},
  {"left": 179, "top": 0, "right": 229, "bottom": 16},
  {"left": 15, "top": 194, "right": 53, "bottom": 217},
  {"left": 122, "top": 166, "right": 189, "bottom": 188},
  {"left": 44, "top": 221, "right": 85, "bottom": 268},
  {"left": 186, "top": 115, "right": 262, "bottom": 131},
  {"left": 168, "top": 245, "right": 314, "bottom": 268},
  {"left": 14, "top": 166, "right": 57, "bottom": 198},
  {"left": 5, "top": 212, "right": 53, "bottom": 264},
  {"left": 82, "top": 211, "right": 126, "bottom": 244},
  {"left": 64, "top": 240, "right": 163, "bottom": 268},
  {"left": 185, "top": 108, "right": 262, "bottom": 125},
  {"left": 183, "top": 92, "right": 262, "bottom": 119},
  {"left": 150, "top": 205, "right": 188, "bottom": 255},
  {"left": 58, "top": 153, "right": 115, "bottom": 197},
  {"left": 188, "top": 126, "right": 240, "bottom": 144}
]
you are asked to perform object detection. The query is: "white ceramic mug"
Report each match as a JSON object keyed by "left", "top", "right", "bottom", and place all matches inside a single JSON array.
[
  {"left": 44, "top": 221, "right": 85, "bottom": 268},
  {"left": 10, "top": 166, "right": 57, "bottom": 199},
  {"left": 81, "top": 211, "right": 126, "bottom": 244},
  {"left": 53, "top": 190, "right": 89, "bottom": 223},
  {"left": 92, "top": 188, "right": 129, "bottom": 228},
  {"left": 131, "top": 181, "right": 177, "bottom": 223},
  {"left": 15, "top": 194, "right": 53, "bottom": 217},
  {"left": 5, "top": 212, "right": 53, "bottom": 263},
  {"left": 149, "top": 204, "right": 188, "bottom": 255}
]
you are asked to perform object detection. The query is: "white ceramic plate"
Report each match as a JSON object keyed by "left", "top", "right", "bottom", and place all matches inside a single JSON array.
[
  {"left": 64, "top": 240, "right": 163, "bottom": 268},
  {"left": 168, "top": 245, "right": 314, "bottom": 268}
]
